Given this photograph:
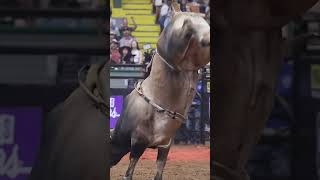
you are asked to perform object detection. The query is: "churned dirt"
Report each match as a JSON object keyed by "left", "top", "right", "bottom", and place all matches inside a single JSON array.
[{"left": 110, "top": 144, "right": 210, "bottom": 180}]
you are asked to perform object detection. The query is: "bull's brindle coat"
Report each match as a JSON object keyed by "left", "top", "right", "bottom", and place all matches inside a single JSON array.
[
  {"left": 110, "top": 3, "right": 210, "bottom": 180},
  {"left": 213, "top": 0, "right": 318, "bottom": 179},
  {"left": 29, "top": 62, "right": 109, "bottom": 180}
]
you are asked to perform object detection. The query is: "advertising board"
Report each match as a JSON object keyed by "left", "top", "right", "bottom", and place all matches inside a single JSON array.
[{"left": 0, "top": 107, "right": 42, "bottom": 180}]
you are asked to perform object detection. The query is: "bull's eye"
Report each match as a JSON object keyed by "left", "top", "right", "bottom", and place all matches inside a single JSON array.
[{"left": 185, "top": 31, "right": 192, "bottom": 39}]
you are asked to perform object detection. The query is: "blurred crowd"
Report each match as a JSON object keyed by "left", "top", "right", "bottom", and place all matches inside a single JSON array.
[
  {"left": 110, "top": 0, "right": 210, "bottom": 65},
  {"left": 0, "top": 0, "right": 105, "bottom": 27},
  {"left": 0, "top": 0, "right": 107, "bottom": 83},
  {"left": 110, "top": 17, "right": 145, "bottom": 65},
  {"left": 154, "top": 0, "right": 210, "bottom": 31}
]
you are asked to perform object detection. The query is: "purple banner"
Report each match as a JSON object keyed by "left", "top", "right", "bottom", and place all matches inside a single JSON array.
[
  {"left": 0, "top": 107, "right": 42, "bottom": 180},
  {"left": 110, "top": 96, "right": 123, "bottom": 129}
]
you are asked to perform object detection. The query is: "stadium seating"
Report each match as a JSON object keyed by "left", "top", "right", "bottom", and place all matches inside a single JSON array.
[{"left": 111, "top": 0, "right": 160, "bottom": 48}]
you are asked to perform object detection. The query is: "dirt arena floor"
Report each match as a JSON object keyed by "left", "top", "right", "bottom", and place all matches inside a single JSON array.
[{"left": 110, "top": 144, "right": 210, "bottom": 180}]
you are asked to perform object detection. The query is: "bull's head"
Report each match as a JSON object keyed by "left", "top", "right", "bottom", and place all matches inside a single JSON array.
[{"left": 157, "top": 1, "right": 210, "bottom": 71}]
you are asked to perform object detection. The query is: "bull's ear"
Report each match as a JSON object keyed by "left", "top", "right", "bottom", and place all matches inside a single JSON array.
[{"left": 171, "top": 0, "right": 181, "bottom": 15}]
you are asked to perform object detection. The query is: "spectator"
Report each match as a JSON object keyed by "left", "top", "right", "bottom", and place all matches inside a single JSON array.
[
  {"left": 120, "top": 46, "right": 132, "bottom": 64},
  {"left": 180, "top": 0, "right": 188, "bottom": 12},
  {"left": 154, "top": 0, "right": 162, "bottom": 24},
  {"left": 205, "top": 5, "right": 210, "bottom": 24},
  {"left": 110, "top": 39, "right": 121, "bottom": 64},
  {"left": 110, "top": 18, "right": 121, "bottom": 39},
  {"left": 144, "top": 49, "right": 156, "bottom": 78},
  {"left": 119, "top": 17, "right": 137, "bottom": 37},
  {"left": 119, "top": 27, "right": 135, "bottom": 48},
  {"left": 187, "top": 104, "right": 201, "bottom": 144},
  {"left": 186, "top": 0, "right": 200, "bottom": 13},
  {"left": 131, "top": 41, "right": 143, "bottom": 64},
  {"left": 164, "top": 7, "right": 174, "bottom": 29},
  {"left": 110, "top": 31, "right": 117, "bottom": 43},
  {"left": 159, "top": 0, "right": 172, "bottom": 32},
  {"left": 198, "top": 0, "right": 207, "bottom": 13}
]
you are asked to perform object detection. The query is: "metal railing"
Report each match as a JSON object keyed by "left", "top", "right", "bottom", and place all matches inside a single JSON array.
[{"left": 110, "top": 64, "right": 147, "bottom": 79}]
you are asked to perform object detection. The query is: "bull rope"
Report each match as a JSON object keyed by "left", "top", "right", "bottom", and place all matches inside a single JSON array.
[
  {"left": 78, "top": 64, "right": 108, "bottom": 114},
  {"left": 134, "top": 81, "right": 186, "bottom": 123}
]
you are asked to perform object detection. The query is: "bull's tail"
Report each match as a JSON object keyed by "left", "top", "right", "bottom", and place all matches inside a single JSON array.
[{"left": 110, "top": 139, "right": 130, "bottom": 167}]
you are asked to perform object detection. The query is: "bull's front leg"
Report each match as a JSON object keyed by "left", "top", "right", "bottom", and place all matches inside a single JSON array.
[
  {"left": 154, "top": 139, "right": 172, "bottom": 180},
  {"left": 123, "top": 156, "right": 139, "bottom": 180},
  {"left": 123, "top": 141, "right": 148, "bottom": 180}
]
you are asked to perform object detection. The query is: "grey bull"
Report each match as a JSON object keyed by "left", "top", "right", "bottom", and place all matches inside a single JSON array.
[
  {"left": 110, "top": 3, "right": 210, "bottom": 180},
  {"left": 29, "top": 62, "right": 109, "bottom": 180}
]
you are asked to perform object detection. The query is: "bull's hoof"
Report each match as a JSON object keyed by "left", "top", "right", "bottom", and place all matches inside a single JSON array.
[
  {"left": 123, "top": 176, "right": 132, "bottom": 180},
  {"left": 154, "top": 174, "right": 162, "bottom": 180}
]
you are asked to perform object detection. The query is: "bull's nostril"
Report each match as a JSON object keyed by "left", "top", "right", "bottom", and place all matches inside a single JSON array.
[
  {"left": 201, "top": 39, "right": 210, "bottom": 46},
  {"left": 200, "top": 32, "right": 210, "bottom": 46}
]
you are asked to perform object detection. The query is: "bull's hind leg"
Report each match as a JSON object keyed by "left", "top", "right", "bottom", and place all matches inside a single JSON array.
[
  {"left": 154, "top": 139, "right": 172, "bottom": 180},
  {"left": 123, "top": 142, "right": 148, "bottom": 180}
]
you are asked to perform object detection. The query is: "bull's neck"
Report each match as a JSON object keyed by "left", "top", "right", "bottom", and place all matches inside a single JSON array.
[{"left": 143, "top": 54, "right": 199, "bottom": 116}]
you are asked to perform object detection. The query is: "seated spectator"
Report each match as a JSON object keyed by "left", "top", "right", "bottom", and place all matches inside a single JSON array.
[
  {"left": 110, "top": 18, "right": 121, "bottom": 39},
  {"left": 110, "top": 31, "right": 116, "bottom": 43},
  {"left": 120, "top": 46, "right": 133, "bottom": 64},
  {"left": 119, "top": 27, "right": 135, "bottom": 48},
  {"left": 131, "top": 41, "right": 143, "bottom": 64},
  {"left": 110, "top": 39, "right": 121, "bottom": 64},
  {"left": 187, "top": 0, "right": 200, "bottom": 13},
  {"left": 180, "top": 0, "right": 188, "bottom": 12},
  {"left": 199, "top": 0, "right": 207, "bottom": 14}
]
